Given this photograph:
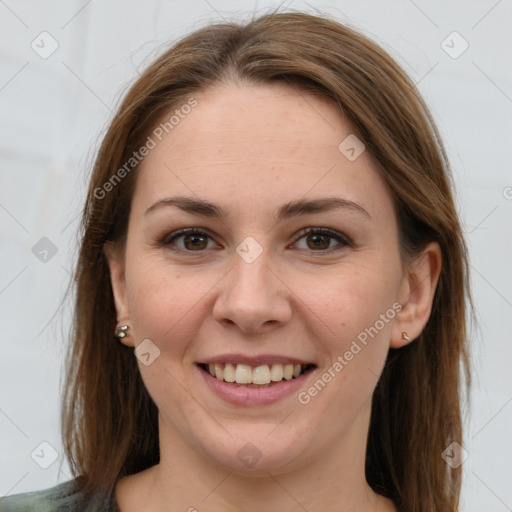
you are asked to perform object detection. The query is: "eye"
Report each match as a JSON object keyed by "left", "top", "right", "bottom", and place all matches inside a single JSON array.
[
  {"left": 158, "top": 227, "right": 351, "bottom": 254},
  {"left": 159, "top": 228, "right": 218, "bottom": 252},
  {"left": 292, "top": 227, "right": 351, "bottom": 252}
]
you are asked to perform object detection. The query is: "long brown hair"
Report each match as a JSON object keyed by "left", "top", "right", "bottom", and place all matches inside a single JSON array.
[{"left": 62, "top": 9, "right": 472, "bottom": 510}]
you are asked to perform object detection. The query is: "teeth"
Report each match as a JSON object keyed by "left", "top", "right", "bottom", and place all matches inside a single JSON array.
[
  {"left": 235, "top": 364, "right": 252, "bottom": 384},
  {"left": 253, "top": 365, "right": 271, "bottom": 385},
  {"left": 214, "top": 363, "right": 223, "bottom": 381},
  {"left": 204, "top": 362, "right": 309, "bottom": 385},
  {"left": 270, "top": 364, "right": 284, "bottom": 381},
  {"left": 223, "top": 363, "right": 236, "bottom": 383},
  {"left": 283, "top": 364, "right": 294, "bottom": 380}
]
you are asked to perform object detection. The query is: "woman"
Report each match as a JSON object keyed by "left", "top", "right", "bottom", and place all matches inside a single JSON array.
[{"left": 0, "top": 9, "right": 471, "bottom": 512}]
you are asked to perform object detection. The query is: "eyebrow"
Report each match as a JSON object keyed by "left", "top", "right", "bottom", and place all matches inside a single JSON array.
[{"left": 144, "top": 196, "right": 371, "bottom": 220}]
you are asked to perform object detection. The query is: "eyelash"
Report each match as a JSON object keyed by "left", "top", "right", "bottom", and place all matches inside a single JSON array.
[{"left": 157, "top": 227, "right": 352, "bottom": 255}]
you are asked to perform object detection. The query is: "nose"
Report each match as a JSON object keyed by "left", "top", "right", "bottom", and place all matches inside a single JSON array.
[{"left": 212, "top": 250, "right": 292, "bottom": 334}]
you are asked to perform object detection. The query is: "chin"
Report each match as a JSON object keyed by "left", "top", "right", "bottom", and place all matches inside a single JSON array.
[{"left": 193, "top": 419, "right": 313, "bottom": 476}]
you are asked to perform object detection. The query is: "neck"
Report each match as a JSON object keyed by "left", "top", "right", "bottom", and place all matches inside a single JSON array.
[{"left": 116, "top": 402, "right": 396, "bottom": 512}]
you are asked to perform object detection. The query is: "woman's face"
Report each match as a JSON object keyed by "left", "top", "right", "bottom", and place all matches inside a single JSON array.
[{"left": 107, "top": 82, "right": 414, "bottom": 475}]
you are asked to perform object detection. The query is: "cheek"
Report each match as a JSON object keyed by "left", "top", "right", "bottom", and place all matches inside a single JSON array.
[
  {"left": 124, "top": 256, "right": 213, "bottom": 355},
  {"left": 295, "top": 262, "right": 400, "bottom": 392},
  {"left": 301, "top": 262, "right": 400, "bottom": 342},
  {"left": 296, "top": 273, "right": 398, "bottom": 419}
]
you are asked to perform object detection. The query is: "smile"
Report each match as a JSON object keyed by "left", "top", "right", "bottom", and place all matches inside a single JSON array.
[{"left": 198, "top": 362, "right": 315, "bottom": 387}]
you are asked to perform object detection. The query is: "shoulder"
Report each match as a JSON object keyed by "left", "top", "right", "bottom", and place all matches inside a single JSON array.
[{"left": 0, "top": 479, "right": 119, "bottom": 512}]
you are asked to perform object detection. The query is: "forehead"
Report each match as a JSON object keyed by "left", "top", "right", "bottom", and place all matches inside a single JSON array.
[{"left": 132, "top": 82, "right": 394, "bottom": 222}]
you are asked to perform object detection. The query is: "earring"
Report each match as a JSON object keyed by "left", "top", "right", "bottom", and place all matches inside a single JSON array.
[
  {"left": 401, "top": 331, "right": 411, "bottom": 342},
  {"left": 115, "top": 325, "right": 129, "bottom": 339}
]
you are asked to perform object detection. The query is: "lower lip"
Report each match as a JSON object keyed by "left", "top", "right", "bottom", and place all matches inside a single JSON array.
[{"left": 197, "top": 365, "right": 314, "bottom": 406}]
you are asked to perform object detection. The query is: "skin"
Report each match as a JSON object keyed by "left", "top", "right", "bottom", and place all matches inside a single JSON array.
[{"left": 106, "top": 81, "right": 441, "bottom": 512}]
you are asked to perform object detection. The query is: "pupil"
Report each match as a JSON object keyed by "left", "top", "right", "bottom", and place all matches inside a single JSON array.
[
  {"left": 185, "top": 234, "right": 206, "bottom": 250},
  {"left": 309, "top": 234, "right": 329, "bottom": 250}
]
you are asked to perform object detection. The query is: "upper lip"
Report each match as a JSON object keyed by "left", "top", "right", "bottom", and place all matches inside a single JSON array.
[{"left": 198, "top": 353, "right": 315, "bottom": 367}]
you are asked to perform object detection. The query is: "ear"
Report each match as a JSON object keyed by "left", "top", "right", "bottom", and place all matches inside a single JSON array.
[
  {"left": 391, "top": 242, "right": 442, "bottom": 348},
  {"left": 104, "top": 242, "right": 134, "bottom": 347}
]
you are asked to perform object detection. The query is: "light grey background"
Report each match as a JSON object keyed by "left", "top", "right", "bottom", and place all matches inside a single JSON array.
[{"left": 1, "top": 1, "right": 511, "bottom": 510}]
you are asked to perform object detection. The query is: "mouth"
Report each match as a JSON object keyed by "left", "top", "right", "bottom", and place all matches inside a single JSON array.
[{"left": 197, "top": 362, "right": 316, "bottom": 388}]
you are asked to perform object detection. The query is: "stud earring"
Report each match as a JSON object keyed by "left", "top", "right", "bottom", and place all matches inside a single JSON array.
[
  {"left": 115, "top": 325, "right": 129, "bottom": 339},
  {"left": 401, "top": 331, "right": 411, "bottom": 342}
]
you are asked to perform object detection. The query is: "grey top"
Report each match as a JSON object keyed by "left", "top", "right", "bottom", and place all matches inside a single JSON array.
[{"left": 0, "top": 479, "right": 120, "bottom": 512}]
